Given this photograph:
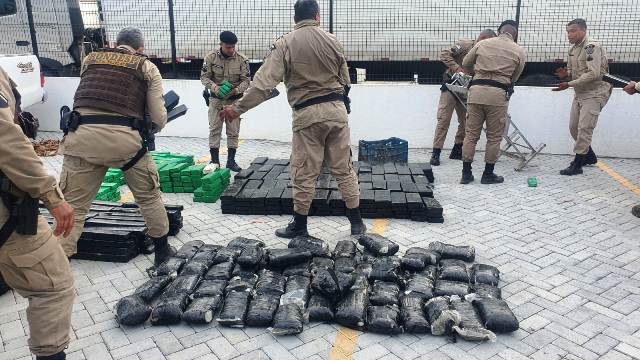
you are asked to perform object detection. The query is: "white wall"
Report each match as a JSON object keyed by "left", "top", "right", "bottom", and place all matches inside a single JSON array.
[{"left": 30, "top": 77, "right": 640, "bottom": 158}]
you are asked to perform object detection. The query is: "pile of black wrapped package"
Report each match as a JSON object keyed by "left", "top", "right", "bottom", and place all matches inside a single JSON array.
[
  {"left": 115, "top": 235, "right": 519, "bottom": 340},
  {"left": 221, "top": 157, "right": 443, "bottom": 223},
  {"left": 40, "top": 201, "right": 184, "bottom": 262}
]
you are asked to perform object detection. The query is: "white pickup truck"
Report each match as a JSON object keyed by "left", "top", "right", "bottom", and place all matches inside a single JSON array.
[{"left": 0, "top": 53, "right": 46, "bottom": 108}]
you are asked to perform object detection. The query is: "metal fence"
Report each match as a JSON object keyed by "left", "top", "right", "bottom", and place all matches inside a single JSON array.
[{"left": 2, "top": 0, "right": 639, "bottom": 82}]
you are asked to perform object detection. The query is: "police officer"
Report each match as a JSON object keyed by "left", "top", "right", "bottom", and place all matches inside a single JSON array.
[
  {"left": 460, "top": 20, "right": 526, "bottom": 184},
  {"left": 0, "top": 67, "right": 75, "bottom": 360},
  {"left": 201, "top": 31, "right": 250, "bottom": 173},
  {"left": 219, "top": 0, "right": 366, "bottom": 238},
  {"left": 430, "top": 29, "right": 496, "bottom": 166},
  {"left": 59, "top": 27, "right": 174, "bottom": 266},
  {"left": 553, "top": 18, "right": 612, "bottom": 176}
]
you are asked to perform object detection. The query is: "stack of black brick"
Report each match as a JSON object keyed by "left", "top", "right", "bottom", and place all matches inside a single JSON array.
[{"left": 221, "top": 158, "right": 443, "bottom": 223}]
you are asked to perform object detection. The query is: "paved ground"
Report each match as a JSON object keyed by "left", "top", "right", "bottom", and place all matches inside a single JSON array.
[{"left": 1, "top": 134, "right": 639, "bottom": 360}]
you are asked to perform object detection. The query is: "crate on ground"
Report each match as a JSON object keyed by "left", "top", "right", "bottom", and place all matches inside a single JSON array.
[{"left": 358, "top": 137, "right": 408, "bottom": 163}]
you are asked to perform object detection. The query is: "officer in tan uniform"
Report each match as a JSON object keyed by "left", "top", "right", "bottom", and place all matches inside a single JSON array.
[
  {"left": 553, "top": 18, "right": 612, "bottom": 176},
  {"left": 59, "top": 27, "right": 174, "bottom": 266},
  {"left": 460, "top": 20, "right": 526, "bottom": 185},
  {"left": 201, "top": 31, "right": 250, "bottom": 173},
  {"left": 430, "top": 29, "right": 496, "bottom": 166},
  {"left": 219, "top": 0, "right": 365, "bottom": 238},
  {"left": 0, "top": 67, "right": 75, "bottom": 360}
]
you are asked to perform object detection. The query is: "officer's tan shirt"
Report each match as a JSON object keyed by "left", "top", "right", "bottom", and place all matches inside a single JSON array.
[
  {"left": 567, "top": 36, "right": 612, "bottom": 100},
  {"left": 0, "top": 67, "right": 64, "bottom": 227},
  {"left": 462, "top": 33, "right": 526, "bottom": 106},
  {"left": 60, "top": 45, "right": 167, "bottom": 161},
  {"left": 440, "top": 39, "right": 475, "bottom": 80},
  {"left": 233, "top": 19, "right": 350, "bottom": 132},
  {"left": 200, "top": 50, "right": 250, "bottom": 95}
]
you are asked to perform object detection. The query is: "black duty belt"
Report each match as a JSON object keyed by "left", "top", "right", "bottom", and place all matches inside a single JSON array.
[
  {"left": 293, "top": 93, "right": 344, "bottom": 111},
  {"left": 469, "top": 79, "right": 514, "bottom": 98}
]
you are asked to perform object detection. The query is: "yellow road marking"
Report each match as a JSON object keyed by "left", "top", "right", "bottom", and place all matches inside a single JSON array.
[
  {"left": 330, "top": 218, "right": 388, "bottom": 360},
  {"left": 596, "top": 161, "right": 640, "bottom": 196}
]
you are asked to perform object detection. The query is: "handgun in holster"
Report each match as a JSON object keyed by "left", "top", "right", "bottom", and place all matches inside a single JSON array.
[
  {"left": 0, "top": 173, "right": 39, "bottom": 236},
  {"left": 343, "top": 86, "right": 352, "bottom": 114},
  {"left": 59, "top": 107, "right": 81, "bottom": 135},
  {"left": 203, "top": 88, "right": 211, "bottom": 107}
]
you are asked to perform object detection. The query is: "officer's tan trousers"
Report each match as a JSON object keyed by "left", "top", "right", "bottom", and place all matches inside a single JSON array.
[
  {"left": 0, "top": 217, "right": 74, "bottom": 357},
  {"left": 291, "top": 121, "right": 359, "bottom": 215},
  {"left": 569, "top": 96, "right": 609, "bottom": 155},
  {"left": 209, "top": 98, "right": 241, "bottom": 149},
  {"left": 59, "top": 153, "right": 169, "bottom": 256},
  {"left": 433, "top": 90, "right": 467, "bottom": 149},
  {"left": 462, "top": 103, "right": 508, "bottom": 164}
]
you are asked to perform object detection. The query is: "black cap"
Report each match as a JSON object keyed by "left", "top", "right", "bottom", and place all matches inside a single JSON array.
[
  {"left": 498, "top": 20, "right": 518, "bottom": 31},
  {"left": 220, "top": 31, "right": 237, "bottom": 45}
]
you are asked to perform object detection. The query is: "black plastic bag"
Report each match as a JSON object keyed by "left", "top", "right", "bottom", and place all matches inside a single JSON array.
[
  {"left": 358, "top": 233, "right": 399, "bottom": 256},
  {"left": 333, "top": 240, "right": 357, "bottom": 258},
  {"left": 289, "top": 235, "right": 332, "bottom": 258},
  {"left": 281, "top": 275, "right": 310, "bottom": 308},
  {"left": 198, "top": 244, "right": 222, "bottom": 254},
  {"left": 268, "top": 248, "right": 312, "bottom": 268},
  {"left": 404, "top": 272, "right": 435, "bottom": 300},
  {"left": 366, "top": 305, "right": 402, "bottom": 335},
  {"left": 116, "top": 295, "right": 151, "bottom": 326},
  {"left": 311, "top": 268, "right": 355, "bottom": 298},
  {"left": 182, "top": 296, "right": 222, "bottom": 324},
  {"left": 472, "top": 297, "right": 519, "bottom": 333},
  {"left": 355, "top": 262, "right": 373, "bottom": 278},
  {"left": 237, "top": 246, "right": 265, "bottom": 268},
  {"left": 425, "top": 296, "right": 460, "bottom": 336},
  {"left": 232, "top": 264, "right": 259, "bottom": 278},
  {"left": 150, "top": 293, "right": 189, "bottom": 325},
  {"left": 439, "top": 259, "right": 470, "bottom": 283},
  {"left": 310, "top": 257, "right": 334, "bottom": 273},
  {"left": 205, "top": 261, "right": 235, "bottom": 280},
  {"left": 428, "top": 241, "right": 475, "bottom": 262},
  {"left": 402, "top": 247, "right": 440, "bottom": 271},
  {"left": 163, "top": 275, "right": 201, "bottom": 297},
  {"left": 370, "top": 256, "right": 402, "bottom": 283},
  {"left": 472, "top": 284, "right": 502, "bottom": 299},
  {"left": 400, "top": 295, "right": 429, "bottom": 334},
  {"left": 217, "top": 290, "right": 250, "bottom": 327},
  {"left": 212, "top": 247, "right": 241, "bottom": 265},
  {"left": 270, "top": 303, "right": 304, "bottom": 335},
  {"left": 334, "top": 257, "right": 356, "bottom": 274},
  {"left": 228, "top": 236, "right": 265, "bottom": 250},
  {"left": 434, "top": 280, "right": 471, "bottom": 297},
  {"left": 255, "top": 269, "right": 287, "bottom": 296},
  {"left": 154, "top": 257, "right": 186, "bottom": 278},
  {"left": 306, "top": 295, "right": 334, "bottom": 322},
  {"left": 335, "top": 286, "right": 369, "bottom": 329},
  {"left": 191, "top": 249, "right": 217, "bottom": 266},
  {"left": 451, "top": 299, "right": 496, "bottom": 341},
  {"left": 246, "top": 294, "right": 281, "bottom": 327},
  {"left": 175, "top": 240, "right": 205, "bottom": 259},
  {"left": 369, "top": 281, "right": 400, "bottom": 306},
  {"left": 470, "top": 264, "right": 500, "bottom": 286},
  {"left": 192, "top": 279, "right": 227, "bottom": 298},
  {"left": 134, "top": 276, "right": 172, "bottom": 302},
  {"left": 282, "top": 261, "right": 311, "bottom": 277},
  {"left": 180, "top": 260, "right": 210, "bottom": 277},
  {"left": 226, "top": 274, "right": 258, "bottom": 294}
]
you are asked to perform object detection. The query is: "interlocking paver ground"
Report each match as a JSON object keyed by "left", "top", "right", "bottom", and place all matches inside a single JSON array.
[{"left": 2, "top": 133, "right": 639, "bottom": 360}]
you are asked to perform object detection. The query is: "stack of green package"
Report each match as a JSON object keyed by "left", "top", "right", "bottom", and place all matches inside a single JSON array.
[
  {"left": 103, "top": 168, "right": 125, "bottom": 186},
  {"left": 194, "top": 168, "right": 231, "bottom": 203},
  {"left": 95, "top": 182, "right": 121, "bottom": 201},
  {"left": 176, "top": 164, "right": 206, "bottom": 193},
  {"left": 153, "top": 152, "right": 195, "bottom": 193}
]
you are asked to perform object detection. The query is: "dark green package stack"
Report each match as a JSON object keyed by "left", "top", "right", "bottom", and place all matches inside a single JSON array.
[
  {"left": 194, "top": 168, "right": 231, "bottom": 203},
  {"left": 103, "top": 168, "right": 125, "bottom": 186},
  {"left": 178, "top": 164, "right": 206, "bottom": 193},
  {"left": 95, "top": 182, "right": 121, "bottom": 201},
  {"left": 153, "top": 152, "right": 195, "bottom": 193}
]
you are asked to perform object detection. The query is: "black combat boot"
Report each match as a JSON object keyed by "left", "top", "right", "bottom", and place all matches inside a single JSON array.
[
  {"left": 210, "top": 147, "right": 220, "bottom": 165},
  {"left": 430, "top": 148, "right": 441, "bottom": 166},
  {"left": 584, "top": 146, "right": 598, "bottom": 165},
  {"left": 226, "top": 148, "right": 242, "bottom": 172},
  {"left": 346, "top": 207, "right": 367, "bottom": 235},
  {"left": 560, "top": 154, "right": 584, "bottom": 176},
  {"left": 36, "top": 352, "right": 66, "bottom": 360},
  {"left": 152, "top": 234, "right": 176, "bottom": 267},
  {"left": 275, "top": 212, "right": 309, "bottom": 238},
  {"left": 632, "top": 205, "right": 640, "bottom": 218},
  {"left": 460, "top": 161, "right": 474, "bottom": 184},
  {"left": 480, "top": 163, "right": 504, "bottom": 184},
  {"left": 449, "top": 143, "right": 463, "bottom": 160}
]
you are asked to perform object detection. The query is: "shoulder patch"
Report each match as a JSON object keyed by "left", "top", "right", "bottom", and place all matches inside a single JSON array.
[{"left": 585, "top": 44, "right": 595, "bottom": 55}]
